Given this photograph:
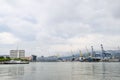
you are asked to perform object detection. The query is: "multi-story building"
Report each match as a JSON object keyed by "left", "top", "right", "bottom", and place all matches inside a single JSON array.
[
  {"left": 10, "top": 50, "right": 25, "bottom": 58},
  {"left": 10, "top": 50, "right": 18, "bottom": 58},
  {"left": 19, "top": 50, "right": 25, "bottom": 58}
]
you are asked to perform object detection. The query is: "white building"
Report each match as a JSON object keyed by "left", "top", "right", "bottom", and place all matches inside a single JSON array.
[
  {"left": 19, "top": 50, "right": 25, "bottom": 58},
  {"left": 10, "top": 50, "right": 25, "bottom": 58}
]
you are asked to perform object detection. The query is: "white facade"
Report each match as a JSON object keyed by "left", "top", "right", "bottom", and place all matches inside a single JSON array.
[
  {"left": 10, "top": 50, "right": 25, "bottom": 58},
  {"left": 19, "top": 50, "right": 25, "bottom": 58}
]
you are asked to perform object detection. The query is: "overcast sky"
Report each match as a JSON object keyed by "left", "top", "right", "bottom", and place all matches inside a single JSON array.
[{"left": 0, "top": 0, "right": 120, "bottom": 56}]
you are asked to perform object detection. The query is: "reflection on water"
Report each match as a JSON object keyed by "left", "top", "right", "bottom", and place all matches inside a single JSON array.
[
  {"left": 8, "top": 65, "right": 24, "bottom": 79},
  {"left": 0, "top": 62, "right": 120, "bottom": 80},
  {"left": 9, "top": 66, "right": 24, "bottom": 75}
]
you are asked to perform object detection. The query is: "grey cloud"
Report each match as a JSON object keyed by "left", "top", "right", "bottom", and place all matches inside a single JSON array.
[
  {"left": 0, "top": 0, "right": 120, "bottom": 55},
  {"left": 33, "top": 0, "right": 120, "bottom": 44},
  {"left": 22, "top": 16, "right": 38, "bottom": 24}
]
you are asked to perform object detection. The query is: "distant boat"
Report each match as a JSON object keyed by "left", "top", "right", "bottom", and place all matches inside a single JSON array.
[
  {"left": 4, "top": 60, "right": 29, "bottom": 64},
  {"left": 83, "top": 57, "right": 101, "bottom": 62}
]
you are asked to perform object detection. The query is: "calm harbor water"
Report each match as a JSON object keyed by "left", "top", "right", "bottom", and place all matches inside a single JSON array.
[{"left": 0, "top": 62, "right": 120, "bottom": 80}]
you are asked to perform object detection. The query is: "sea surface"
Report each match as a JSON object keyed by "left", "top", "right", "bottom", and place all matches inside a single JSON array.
[{"left": 0, "top": 62, "right": 120, "bottom": 80}]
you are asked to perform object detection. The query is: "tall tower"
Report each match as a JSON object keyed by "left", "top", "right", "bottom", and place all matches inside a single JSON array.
[
  {"left": 91, "top": 46, "right": 94, "bottom": 57},
  {"left": 101, "top": 44, "right": 105, "bottom": 59}
]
